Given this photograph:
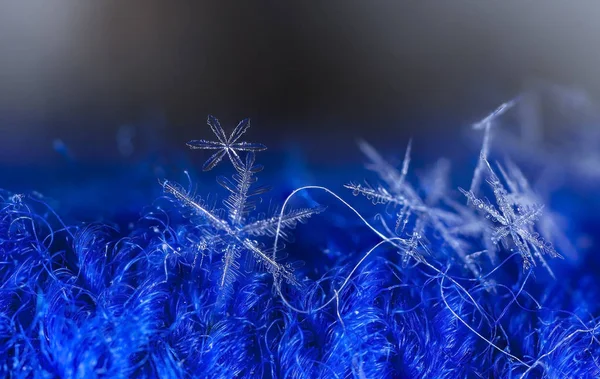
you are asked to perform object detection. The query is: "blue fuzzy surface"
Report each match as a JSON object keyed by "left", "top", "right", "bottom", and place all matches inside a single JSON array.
[{"left": 2, "top": 110, "right": 600, "bottom": 378}]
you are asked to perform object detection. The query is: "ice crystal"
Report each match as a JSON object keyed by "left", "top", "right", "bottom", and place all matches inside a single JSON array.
[
  {"left": 165, "top": 119, "right": 322, "bottom": 298},
  {"left": 496, "top": 159, "right": 577, "bottom": 260},
  {"left": 472, "top": 85, "right": 600, "bottom": 181},
  {"left": 347, "top": 140, "right": 479, "bottom": 275},
  {"left": 470, "top": 98, "right": 518, "bottom": 194},
  {"left": 472, "top": 98, "right": 518, "bottom": 131},
  {"left": 459, "top": 155, "right": 562, "bottom": 276},
  {"left": 187, "top": 115, "right": 267, "bottom": 171}
]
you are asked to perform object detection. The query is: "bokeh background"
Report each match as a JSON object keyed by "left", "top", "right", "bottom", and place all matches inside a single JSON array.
[{"left": 0, "top": 1, "right": 599, "bottom": 215}]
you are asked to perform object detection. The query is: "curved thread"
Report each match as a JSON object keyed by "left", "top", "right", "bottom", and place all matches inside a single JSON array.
[{"left": 271, "top": 184, "right": 535, "bottom": 370}]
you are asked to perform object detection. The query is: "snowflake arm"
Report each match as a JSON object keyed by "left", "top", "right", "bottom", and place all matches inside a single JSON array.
[
  {"left": 202, "top": 149, "right": 228, "bottom": 171},
  {"left": 217, "top": 152, "right": 270, "bottom": 226},
  {"left": 228, "top": 117, "right": 251, "bottom": 144},
  {"left": 402, "top": 226, "right": 425, "bottom": 268},
  {"left": 458, "top": 187, "right": 508, "bottom": 225},
  {"left": 241, "top": 239, "right": 300, "bottom": 287},
  {"left": 239, "top": 206, "right": 325, "bottom": 241},
  {"left": 513, "top": 204, "right": 544, "bottom": 229},
  {"left": 358, "top": 140, "right": 426, "bottom": 228},
  {"left": 207, "top": 114, "right": 228, "bottom": 143},
  {"left": 230, "top": 142, "right": 268, "bottom": 151},
  {"left": 358, "top": 140, "right": 413, "bottom": 197},
  {"left": 400, "top": 138, "right": 412, "bottom": 182},
  {"left": 472, "top": 98, "right": 518, "bottom": 131},
  {"left": 219, "top": 244, "right": 241, "bottom": 290},
  {"left": 470, "top": 98, "right": 518, "bottom": 194},
  {"left": 186, "top": 140, "right": 225, "bottom": 150},
  {"left": 376, "top": 214, "right": 425, "bottom": 266},
  {"left": 162, "top": 180, "right": 232, "bottom": 233}
]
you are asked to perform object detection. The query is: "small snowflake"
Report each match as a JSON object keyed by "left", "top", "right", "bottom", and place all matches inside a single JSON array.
[{"left": 187, "top": 115, "right": 267, "bottom": 171}]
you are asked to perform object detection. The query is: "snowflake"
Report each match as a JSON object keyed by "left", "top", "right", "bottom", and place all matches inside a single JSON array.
[
  {"left": 496, "top": 159, "right": 577, "bottom": 261},
  {"left": 187, "top": 115, "right": 267, "bottom": 171},
  {"left": 459, "top": 155, "right": 562, "bottom": 276},
  {"left": 166, "top": 124, "right": 322, "bottom": 299},
  {"left": 347, "top": 140, "right": 480, "bottom": 276}
]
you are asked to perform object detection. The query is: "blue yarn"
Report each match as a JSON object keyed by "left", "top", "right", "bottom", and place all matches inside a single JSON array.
[{"left": 2, "top": 112, "right": 600, "bottom": 377}]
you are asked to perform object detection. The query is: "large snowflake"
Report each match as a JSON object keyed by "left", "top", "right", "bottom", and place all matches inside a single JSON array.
[{"left": 164, "top": 116, "right": 322, "bottom": 298}]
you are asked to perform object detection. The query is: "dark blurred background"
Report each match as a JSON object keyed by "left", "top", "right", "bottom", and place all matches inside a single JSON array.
[{"left": 0, "top": 1, "right": 599, "bottom": 165}]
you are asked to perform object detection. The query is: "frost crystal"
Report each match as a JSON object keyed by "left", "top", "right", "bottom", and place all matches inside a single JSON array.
[
  {"left": 460, "top": 155, "right": 562, "bottom": 276},
  {"left": 165, "top": 118, "right": 322, "bottom": 298},
  {"left": 470, "top": 98, "right": 518, "bottom": 194},
  {"left": 347, "top": 140, "right": 480, "bottom": 276},
  {"left": 496, "top": 159, "right": 577, "bottom": 261},
  {"left": 187, "top": 115, "right": 267, "bottom": 171}
]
